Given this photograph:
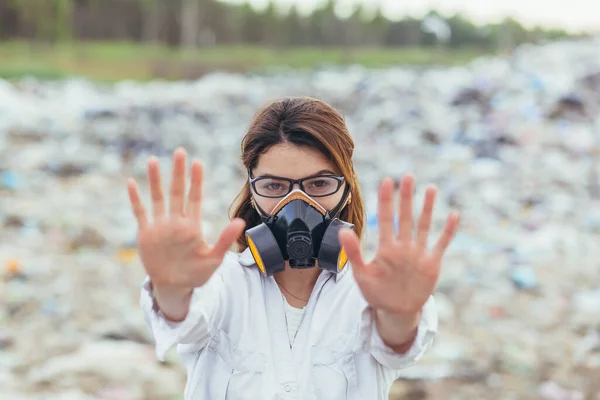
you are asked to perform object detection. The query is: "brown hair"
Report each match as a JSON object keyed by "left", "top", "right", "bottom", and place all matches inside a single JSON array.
[{"left": 229, "top": 96, "right": 365, "bottom": 252}]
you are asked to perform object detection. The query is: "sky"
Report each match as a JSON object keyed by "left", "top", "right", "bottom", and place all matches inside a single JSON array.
[{"left": 222, "top": 0, "right": 600, "bottom": 33}]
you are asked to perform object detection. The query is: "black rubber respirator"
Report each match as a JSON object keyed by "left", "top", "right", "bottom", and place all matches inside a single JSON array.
[{"left": 245, "top": 188, "right": 354, "bottom": 276}]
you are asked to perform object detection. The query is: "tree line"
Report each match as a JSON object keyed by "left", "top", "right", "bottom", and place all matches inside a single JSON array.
[{"left": 0, "top": 0, "right": 583, "bottom": 49}]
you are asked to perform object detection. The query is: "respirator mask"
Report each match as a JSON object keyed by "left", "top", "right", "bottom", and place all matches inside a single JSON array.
[{"left": 245, "top": 182, "right": 354, "bottom": 277}]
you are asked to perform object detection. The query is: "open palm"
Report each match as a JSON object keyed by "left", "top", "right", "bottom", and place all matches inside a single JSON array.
[
  {"left": 339, "top": 175, "right": 459, "bottom": 316},
  {"left": 127, "top": 148, "right": 245, "bottom": 290}
]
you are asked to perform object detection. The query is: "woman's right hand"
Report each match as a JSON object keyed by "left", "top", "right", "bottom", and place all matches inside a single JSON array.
[{"left": 127, "top": 148, "right": 246, "bottom": 320}]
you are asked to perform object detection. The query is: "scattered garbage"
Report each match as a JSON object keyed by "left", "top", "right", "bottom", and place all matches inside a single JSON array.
[
  {"left": 0, "top": 330, "right": 13, "bottom": 349},
  {"left": 2, "top": 37, "right": 600, "bottom": 399},
  {"left": 510, "top": 266, "right": 538, "bottom": 290},
  {"left": 1, "top": 170, "right": 19, "bottom": 190},
  {"left": 538, "top": 381, "right": 585, "bottom": 400},
  {"left": 4, "top": 258, "right": 21, "bottom": 277}
]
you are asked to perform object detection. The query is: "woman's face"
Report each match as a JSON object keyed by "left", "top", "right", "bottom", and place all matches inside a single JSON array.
[{"left": 251, "top": 143, "right": 346, "bottom": 214}]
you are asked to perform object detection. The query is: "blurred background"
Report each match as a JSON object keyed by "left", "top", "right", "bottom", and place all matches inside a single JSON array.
[{"left": 1, "top": 0, "right": 600, "bottom": 399}]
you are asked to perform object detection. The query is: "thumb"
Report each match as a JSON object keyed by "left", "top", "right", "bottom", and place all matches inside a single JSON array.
[
  {"left": 211, "top": 218, "right": 246, "bottom": 260},
  {"left": 338, "top": 228, "right": 366, "bottom": 274}
]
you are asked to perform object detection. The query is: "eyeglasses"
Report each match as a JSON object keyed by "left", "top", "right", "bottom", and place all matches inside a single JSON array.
[{"left": 249, "top": 173, "right": 346, "bottom": 198}]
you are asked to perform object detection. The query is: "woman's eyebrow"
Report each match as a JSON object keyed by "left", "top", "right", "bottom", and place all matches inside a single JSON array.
[
  {"left": 257, "top": 169, "right": 337, "bottom": 179},
  {"left": 314, "top": 169, "right": 336, "bottom": 175}
]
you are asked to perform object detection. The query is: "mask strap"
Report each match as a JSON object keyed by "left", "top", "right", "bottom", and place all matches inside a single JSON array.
[
  {"left": 251, "top": 198, "right": 271, "bottom": 222},
  {"left": 328, "top": 185, "right": 351, "bottom": 219}
]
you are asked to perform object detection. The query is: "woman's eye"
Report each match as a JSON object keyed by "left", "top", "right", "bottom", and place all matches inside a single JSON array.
[
  {"left": 258, "top": 180, "right": 289, "bottom": 195},
  {"left": 308, "top": 180, "right": 330, "bottom": 189},
  {"left": 312, "top": 180, "right": 329, "bottom": 187}
]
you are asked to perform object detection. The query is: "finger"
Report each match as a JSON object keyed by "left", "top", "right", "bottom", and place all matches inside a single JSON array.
[
  {"left": 169, "top": 148, "right": 187, "bottom": 217},
  {"left": 211, "top": 218, "right": 247, "bottom": 260},
  {"left": 338, "top": 229, "right": 367, "bottom": 274},
  {"left": 377, "top": 178, "right": 395, "bottom": 246},
  {"left": 187, "top": 160, "right": 204, "bottom": 223},
  {"left": 148, "top": 156, "right": 165, "bottom": 220},
  {"left": 398, "top": 174, "right": 415, "bottom": 242},
  {"left": 416, "top": 185, "right": 436, "bottom": 250},
  {"left": 127, "top": 178, "right": 148, "bottom": 229},
  {"left": 432, "top": 212, "right": 460, "bottom": 262}
]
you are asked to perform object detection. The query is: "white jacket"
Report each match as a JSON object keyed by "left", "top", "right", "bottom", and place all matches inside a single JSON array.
[{"left": 141, "top": 248, "right": 438, "bottom": 400}]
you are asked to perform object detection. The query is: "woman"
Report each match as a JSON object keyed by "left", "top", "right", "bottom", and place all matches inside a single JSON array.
[{"left": 128, "top": 97, "right": 459, "bottom": 399}]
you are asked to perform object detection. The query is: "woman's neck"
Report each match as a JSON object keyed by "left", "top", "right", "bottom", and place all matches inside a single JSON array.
[{"left": 274, "top": 263, "right": 321, "bottom": 309}]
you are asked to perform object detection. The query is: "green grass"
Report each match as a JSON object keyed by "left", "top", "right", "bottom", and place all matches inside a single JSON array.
[{"left": 0, "top": 40, "right": 491, "bottom": 82}]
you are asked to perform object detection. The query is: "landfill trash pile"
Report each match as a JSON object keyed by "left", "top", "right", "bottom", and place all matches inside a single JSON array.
[{"left": 1, "top": 37, "right": 600, "bottom": 400}]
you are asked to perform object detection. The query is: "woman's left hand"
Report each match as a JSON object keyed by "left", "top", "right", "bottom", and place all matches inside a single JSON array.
[{"left": 339, "top": 174, "right": 459, "bottom": 317}]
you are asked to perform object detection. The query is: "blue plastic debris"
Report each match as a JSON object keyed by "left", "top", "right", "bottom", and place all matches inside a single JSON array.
[
  {"left": 1, "top": 171, "right": 19, "bottom": 190},
  {"left": 510, "top": 267, "right": 537, "bottom": 290}
]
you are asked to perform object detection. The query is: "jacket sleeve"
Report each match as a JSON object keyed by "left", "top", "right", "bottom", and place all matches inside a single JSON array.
[
  {"left": 358, "top": 295, "right": 438, "bottom": 371},
  {"left": 140, "top": 255, "right": 234, "bottom": 362}
]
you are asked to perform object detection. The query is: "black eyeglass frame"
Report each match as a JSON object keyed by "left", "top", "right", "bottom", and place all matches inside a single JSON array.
[{"left": 248, "top": 172, "right": 346, "bottom": 199}]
